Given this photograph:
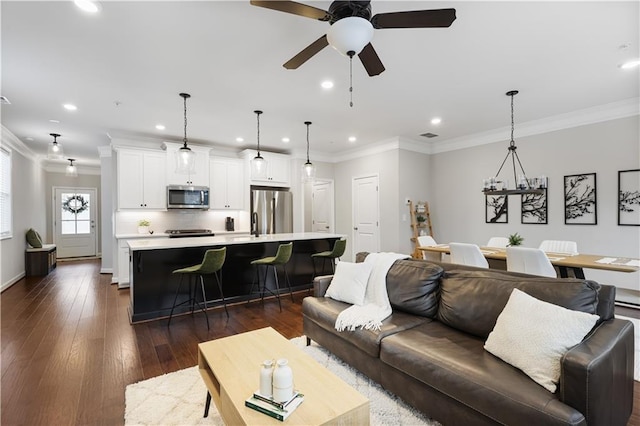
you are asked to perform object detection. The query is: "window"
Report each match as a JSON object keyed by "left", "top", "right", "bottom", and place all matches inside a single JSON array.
[{"left": 0, "top": 147, "right": 11, "bottom": 239}]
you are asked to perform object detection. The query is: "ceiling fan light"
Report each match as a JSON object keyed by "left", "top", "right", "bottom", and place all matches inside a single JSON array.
[{"left": 327, "top": 17, "right": 373, "bottom": 56}]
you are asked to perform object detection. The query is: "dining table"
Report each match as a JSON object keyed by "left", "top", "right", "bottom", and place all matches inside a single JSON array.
[{"left": 417, "top": 244, "right": 640, "bottom": 279}]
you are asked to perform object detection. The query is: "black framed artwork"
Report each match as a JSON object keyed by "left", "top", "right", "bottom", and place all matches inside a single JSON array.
[
  {"left": 564, "top": 173, "right": 597, "bottom": 225},
  {"left": 618, "top": 169, "right": 640, "bottom": 226},
  {"left": 521, "top": 189, "right": 547, "bottom": 224},
  {"left": 486, "top": 195, "right": 508, "bottom": 223}
]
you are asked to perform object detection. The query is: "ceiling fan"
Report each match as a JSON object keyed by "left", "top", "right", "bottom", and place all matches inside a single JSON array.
[{"left": 250, "top": 0, "right": 456, "bottom": 76}]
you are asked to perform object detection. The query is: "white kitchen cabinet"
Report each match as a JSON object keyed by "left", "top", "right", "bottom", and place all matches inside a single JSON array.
[
  {"left": 243, "top": 151, "right": 291, "bottom": 187},
  {"left": 210, "top": 157, "right": 245, "bottom": 209},
  {"left": 117, "top": 149, "right": 166, "bottom": 210},
  {"left": 164, "top": 142, "right": 210, "bottom": 186},
  {"left": 117, "top": 238, "right": 131, "bottom": 288}
]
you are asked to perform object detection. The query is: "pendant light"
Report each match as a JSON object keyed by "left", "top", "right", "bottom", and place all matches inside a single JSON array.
[
  {"left": 175, "top": 92, "right": 196, "bottom": 175},
  {"left": 66, "top": 158, "right": 78, "bottom": 177},
  {"left": 251, "top": 110, "right": 266, "bottom": 178},
  {"left": 482, "top": 90, "right": 546, "bottom": 196},
  {"left": 302, "top": 121, "right": 316, "bottom": 182},
  {"left": 47, "top": 133, "right": 64, "bottom": 159}
]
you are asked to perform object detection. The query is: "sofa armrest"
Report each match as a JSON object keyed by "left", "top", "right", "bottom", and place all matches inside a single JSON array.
[
  {"left": 560, "top": 318, "right": 634, "bottom": 426},
  {"left": 313, "top": 275, "right": 333, "bottom": 297}
]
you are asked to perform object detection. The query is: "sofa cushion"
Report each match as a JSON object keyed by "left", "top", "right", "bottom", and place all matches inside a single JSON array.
[
  {"left": 302, "top": 296, "right": 430, "bottom": 358},
  {"left": 386, "top": 259, "right": 443, "bottom": 318},
  {"left": 437, "top": 270, "right": 600, "bottom": 339},
  {"left": 484, "top": 289, "right": 599, "bottom": 393},
  {"left": 381, "top": 321, "right": 585, "bottom": 425},
  {"left": 325, "top": 261, "right": 373, "bottom": 306}
]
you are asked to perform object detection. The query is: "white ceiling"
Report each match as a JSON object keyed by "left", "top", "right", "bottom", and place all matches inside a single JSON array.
[{"left": 2, "top": 1, "right": 638, "bottom": 168}]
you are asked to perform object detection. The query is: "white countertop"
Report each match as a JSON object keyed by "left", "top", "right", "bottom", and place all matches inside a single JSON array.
[
  {"left": 116, "top": 230, "right": 250, "bottom": 240},
  {"left": 127, "top": 232, "right": 344, "bottom": 251}
]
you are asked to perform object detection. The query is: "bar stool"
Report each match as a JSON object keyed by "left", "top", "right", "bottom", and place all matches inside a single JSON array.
[
  {"left": 168, "top": 247, "right": 228, "bottom": 329},
  {"left": 311, "top": 238, "right": 346, "bottom": 277},
  {"left": 248, "top": 242, "right": 293, "bottom": 311}
]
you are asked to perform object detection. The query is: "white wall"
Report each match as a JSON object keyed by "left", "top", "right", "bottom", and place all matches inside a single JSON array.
[
  {"left": 398, "top": 149, "right": 431, "bottom": 254},
  {"left": 0, "top": 131, "right": 46, "bottom": 290},
  {"left": 429, "top": 115, "right": 640, "bottom": 293}
]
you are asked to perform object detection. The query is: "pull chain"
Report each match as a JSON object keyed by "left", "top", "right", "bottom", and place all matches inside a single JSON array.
[{"left": 348, "top": 51, "right": 354, "bottom": 108}]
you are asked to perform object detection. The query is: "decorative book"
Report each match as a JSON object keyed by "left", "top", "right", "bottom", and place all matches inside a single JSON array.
[{"left": 245, "top": 390, "right": 304, "bottom": 421}]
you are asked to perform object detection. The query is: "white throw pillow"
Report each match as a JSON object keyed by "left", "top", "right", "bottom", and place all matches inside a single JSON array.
[
  {"left": 324, "top": 262, "right": 373, "bottom": 306},
  {"left": 484, "top": 288, "right": 599, "bottom": 393}
]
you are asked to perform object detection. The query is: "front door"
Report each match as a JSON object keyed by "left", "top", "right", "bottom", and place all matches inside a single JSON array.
[
  {"left": 54, "top": 187, "right": 97, "bottom": 258},
  {"left": 312, "top": 180, "right": 334, "bottom": 233},
  {"left": 352, "top": 175, "right": 379, "bottom": 257}
]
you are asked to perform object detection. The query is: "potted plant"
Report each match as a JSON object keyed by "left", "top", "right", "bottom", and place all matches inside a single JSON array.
[
  {"left": 508, "top": 232, "right": 524, "bottom": 246},
  {"left": 416, "top": 215, "right": 426, "bottom": 225},
  {"left": 138, "top": 219, "right": 151, "bottom": 234}
]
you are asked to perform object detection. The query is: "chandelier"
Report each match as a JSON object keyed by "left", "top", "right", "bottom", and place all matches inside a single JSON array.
[{"left": 482, "top": 90, "right": 546, "bottom": 196}]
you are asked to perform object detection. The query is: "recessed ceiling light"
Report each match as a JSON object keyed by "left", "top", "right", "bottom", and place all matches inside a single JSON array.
[
  {"left": 49, "top": 119, "right": 60, "bottom": 123},
  {"left": 282, "top": 137, "right": 290, "bottom": 143},
  {"left": 431, "top": 117, "right": 442, "bottom": 125},
  {"left": 620, "top": 59, "right": 640, "bottom": 69},
  {"left": 348, "top": 136, "right": 357, "bottom": 142},
  {"left": 63, "top": 104, "right": 77, "bottom": 111},
  {"left": 74, "top": 0, "right": 101, "bottom": 13},
  {"left": 321, "top": 81, "right": 334, "bottom": 89},
  {"left": 155, "top": 124, "right": 165, "bottom": 130},
  {"left": 236, "top": 137, "right": 244, "bottom": 143}
]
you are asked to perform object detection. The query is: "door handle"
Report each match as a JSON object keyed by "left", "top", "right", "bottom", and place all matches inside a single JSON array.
[
  {"left": 354, "top": 227, "right": 358, "bottom": 230},
  {"left": 325, "top": 226, "right": 329, "bottom": 229}
]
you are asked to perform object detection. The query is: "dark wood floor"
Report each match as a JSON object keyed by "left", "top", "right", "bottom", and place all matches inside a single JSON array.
[{"left": 1, "top": 258, "right": 638, "bottom": 425}]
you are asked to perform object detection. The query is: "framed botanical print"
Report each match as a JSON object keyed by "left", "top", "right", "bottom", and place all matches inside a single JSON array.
[
  {"left": 564, "top": 173, "right": 597, "bottom": 225},
  {"left": 618, "top": 169, "right": 640, "bottom": 226},
  {"left": 486, "top": 195, "right": 507, "bottom": 223},
  {"left": 521, "top": 189, "right": 547, "bottom": 224}
]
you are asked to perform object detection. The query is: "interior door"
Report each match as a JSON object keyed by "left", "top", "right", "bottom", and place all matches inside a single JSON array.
[
  {"left": 312, "top": 180, "right": 333, "bottom": 233},
  {"left": 352, "top": 175, "right": 379, "bottom": 256},
  {"left": 54, "top": 187, "right": 97, "bottom": 258}
]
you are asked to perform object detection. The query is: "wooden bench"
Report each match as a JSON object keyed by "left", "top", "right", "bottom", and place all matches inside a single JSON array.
[{"left": 25, "top": 244, "right": 57, "bottom": 276}]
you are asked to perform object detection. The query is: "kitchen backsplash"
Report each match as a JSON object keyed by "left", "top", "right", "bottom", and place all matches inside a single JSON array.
[{"left": 115, "top": 210, "right": 250, "bottom": 235}]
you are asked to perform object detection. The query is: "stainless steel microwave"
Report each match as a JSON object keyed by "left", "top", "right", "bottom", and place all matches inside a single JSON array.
[{"left": 167, "top": 185, "right": 209, "bottom": 209}]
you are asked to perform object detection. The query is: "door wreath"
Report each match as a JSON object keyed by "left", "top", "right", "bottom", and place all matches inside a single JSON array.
[{"left": 62, "top": 194, "right": 89, "bottom": 214}]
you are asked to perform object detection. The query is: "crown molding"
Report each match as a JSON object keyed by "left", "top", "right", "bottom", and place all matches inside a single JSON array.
[
  {"left": 0, "top": 125, "right": 40, "bottom": 163},
  {"left": 428, "top": 97, "right": 640, "bottom": 154},
  {"left": 97, "top": 146, "right": 112, "bottom": 158},
  {"left": 42, "top": 162, "right": 101, "bottom": 176}
]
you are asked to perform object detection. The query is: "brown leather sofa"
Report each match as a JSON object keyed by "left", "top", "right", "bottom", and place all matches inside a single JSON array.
[{"left": 302, "top": 256, "right": 634, "bottom": 425}]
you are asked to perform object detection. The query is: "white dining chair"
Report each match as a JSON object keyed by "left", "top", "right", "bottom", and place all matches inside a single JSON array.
[
  {"left": 539, "top": 240, "right": 578, "bottom": 255},
  {"left": 449, "top": 243, "right": 489, "bottom": 268},
  {"left": 506, "top": 247, "right": 557, "bottom": 278},
  {"left": 417, "top": 235, "right": 440, "bottom": 261},
  {"left": 486, "top": 237, "right": 509, "bottom": 248}
]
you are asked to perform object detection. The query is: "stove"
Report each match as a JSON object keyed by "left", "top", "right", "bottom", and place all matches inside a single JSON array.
[{"left": 165, "top": 229, "right": 214, "bottom": 238}]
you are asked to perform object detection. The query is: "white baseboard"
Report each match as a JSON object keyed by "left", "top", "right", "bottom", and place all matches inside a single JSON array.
[{"left": 1, "top": 271, "right": 25, "bottom": 293}]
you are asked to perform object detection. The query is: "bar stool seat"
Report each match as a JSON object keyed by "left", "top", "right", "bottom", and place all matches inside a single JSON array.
[
  {"left": 311, "top": 238, "right": 346, "bottom": 277},
  {"left": 168, "top": 247, "right": 228, "bottom": 329},
  {"left": 248, "top": 242, "right": 293, "bottom": 311}
]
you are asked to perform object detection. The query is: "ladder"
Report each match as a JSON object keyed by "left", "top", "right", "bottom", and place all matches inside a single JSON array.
[{"left": 409, "top": 200, "right": 433, "bottom": 259}]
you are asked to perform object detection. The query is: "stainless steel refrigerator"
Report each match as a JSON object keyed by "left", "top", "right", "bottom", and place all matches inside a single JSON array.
[{"left": 250, "top": 188, "right": 293, "bottom": 235}]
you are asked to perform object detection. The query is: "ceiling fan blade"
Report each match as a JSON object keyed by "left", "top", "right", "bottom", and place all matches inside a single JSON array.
[
  {"left": 371, "top": 8, "right": 456, "bottom": 29},
  {"left": 283, "top": 35, "right": 329, "bottom": 69},
  {"left": 250, "top": 1, "right": 331, "bottom": 21},
  {"left": 358, "top": 43, "right": 385, "bottom": 76}
]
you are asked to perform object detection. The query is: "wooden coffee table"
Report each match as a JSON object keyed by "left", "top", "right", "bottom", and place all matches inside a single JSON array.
[{"left": 198, "top": 327, "right": 369, "bottom": 424}]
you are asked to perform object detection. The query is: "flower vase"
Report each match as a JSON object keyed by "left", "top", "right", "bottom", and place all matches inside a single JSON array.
[
  {"left": 272, "top": 358, "right": 293, "bottom": 403},
  {"left": 138, "top": 226, "right": 149, "bottom": 234},
  {"left": 259, "top": 360, "right": 273, "bottom": 397}
]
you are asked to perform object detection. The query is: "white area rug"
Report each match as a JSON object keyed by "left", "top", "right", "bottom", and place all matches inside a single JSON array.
[
  {"left": 616, "top": 315, "right": 640, "bottom": 381},
  {"left": 125, "top": 337, "right": 438, "bottom": 425}
]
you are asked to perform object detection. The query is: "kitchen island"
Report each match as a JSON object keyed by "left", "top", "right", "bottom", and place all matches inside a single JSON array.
[{"left": 127, "top": 233, "right": 343, "bottom": 323}]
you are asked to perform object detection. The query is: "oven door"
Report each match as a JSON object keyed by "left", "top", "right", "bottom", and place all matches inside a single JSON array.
[{"left": 167, "top": 186, "right": 209, "bottom": 209}]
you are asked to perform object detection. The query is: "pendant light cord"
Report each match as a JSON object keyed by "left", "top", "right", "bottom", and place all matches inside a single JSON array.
[
  {"left": 509, "top": 92, "right": 515, "bottom": 147},
  {"left": 183, "top": 96, "right": 188, "bottom": 147},
  {"left": 305, "top": 121, "right": 311, "bottom": 163},
  {"left": 256, "top": 111, "right": 261, "bottom": 156}
]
